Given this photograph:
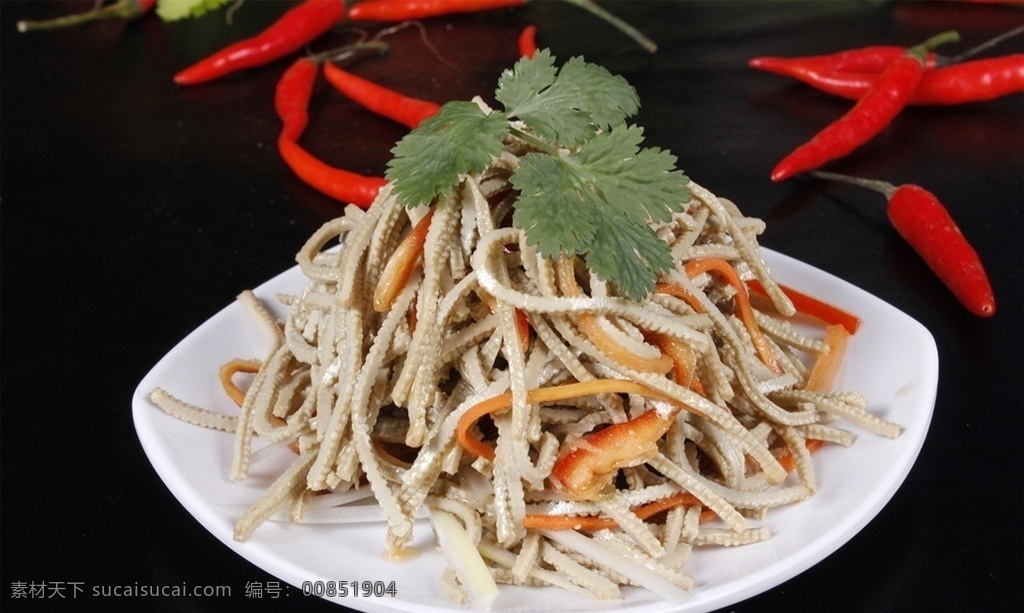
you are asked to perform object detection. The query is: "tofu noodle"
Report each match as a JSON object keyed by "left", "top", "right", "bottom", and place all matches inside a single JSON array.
[{"left": 150, "top": 156, "right": 901, "bottom": 602}]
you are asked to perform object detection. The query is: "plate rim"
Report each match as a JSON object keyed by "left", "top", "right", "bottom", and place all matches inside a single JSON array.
[{"left": 132, "top": 247, "right": 938, "bottom": 613}]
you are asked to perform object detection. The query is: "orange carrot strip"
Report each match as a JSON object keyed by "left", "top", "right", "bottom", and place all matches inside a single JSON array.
[
  {"left": 556, "top": 258, "right": 672, "bottom": 374},
  {"left": 645, "top": 331, "right": 704, "bottom": 394},
  {"left": 514, "top": 308, "right": 532, "bottom": 351},
  {"left": 805, "top": 324, "right": 850, "bottom": 392},
  {"left": 523, "top": 492, "right": 702, "bottom": 531},
  {"left": 747, "top": 280, "right": 861, "bottom": 334},
  {"left": 654, "top": 281, "right": 706, "bottom": 313},
  {"left": 684, "top": 259, "right": 783, "bottom": 375},
  {"left": 218, "top": 358, "right": 262, "bottom": 407},
  {"left": 456, "top": 379, "right": 687, "bottom": 461},
  {"left": 777, "top": 439, "right": 827, "bottom": 474},
  {"left": 476, "top": 289, "right": 531, "bottom": 352},
  {"left": 373, "top": 209, "right": 435, "bottom": 312}
]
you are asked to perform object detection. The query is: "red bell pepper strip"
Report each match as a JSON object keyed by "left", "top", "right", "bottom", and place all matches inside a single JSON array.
[
  {"left": 518, "top": 24, "right": 539, "bottom": 58},
  {"left": 322, "top": 62, "right": 441, "bottom": 129},
  {"left": 746, "top": 280, "right": 862, "bottom": 335},
  {"left": 552, "top": 408, "right": 673, "bottom": 500},
  {"left": 174, "top": 0, "right": 347, "bottom": 86},
  {"left": 17, "top": 0, "right": 154, "bottom": 32},
  {"left": 771, "top": 31, "right": 960, "bottom": 182},
  {"left": 811, "top": 171, "right": 995, "bottom": 318}
]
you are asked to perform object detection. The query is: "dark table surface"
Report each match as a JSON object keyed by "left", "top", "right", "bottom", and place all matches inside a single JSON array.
[{"left": 3, "top": 1, "right": 1022, "bottom": 612}]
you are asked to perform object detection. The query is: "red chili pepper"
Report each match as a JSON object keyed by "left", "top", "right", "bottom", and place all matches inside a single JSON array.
[
  {"left": 278, "top": 138, "right": 387, "bottom": 209},
  {"left": 322, "top": 63, "right": 441, "bottom": 129},
  {"left": 17, "top": 0, "right": 155, "bottom": 32},
  {"left": 274, "top": 42, "right": 388, "bottom": 141},
  {"left": 276, "top": 58, "right": 320, "bottom": 142},
  {"left": 349, "top": 0, "right": 657, "bottom": 53},
  {"left": 273, "top": 48, "right": 389, "bottom": 208},
  {"left": 518, "top": 24, "right": 538, "bottom": 58},
  {"left": 771, "top": 31, "right": 960, "bottom": 182},
  {"left": 811, "top": 171, "right": 995, "bottom": 317},
  {"left": 174, "top": 0, "right": 347, "bottom": 86},
  {"left": 348, "top": 0, "right": 527, "bottom": 21},
  {"left": 750, "top": 46, "right": 937, "bottom": 75},
  {"left": 912, "top": 54, "right": 1024, "bottom": 104},
  {"left": 752, "top": 54, "right": 1024, "bottom": 106}
]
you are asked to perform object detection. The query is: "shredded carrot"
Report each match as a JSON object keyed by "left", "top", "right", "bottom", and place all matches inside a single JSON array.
[
  {"left": 654, "top": 281, "right": 706, "bottom": 313},
  {"left": 645, "top": 331, "right": 705, "bottom": 394},
  {"left": 684, "top": 259, "right": 784, "bottom": 375},
  {"left": 805, "top": 324, "right": 850, "bottom": 392},
  {"left": 556, "top": 258, "right": 672, "bottom": 374},
  {"left": 373, "top": 208, "right": 435, "bottom": 312},
  {"left": 514, "top": 308, "right": 532, "bottom": 351},
  {"left": 523, "top": 492, "right": 718, "bottom": 530},
  {"left": 372, "top": 438, "right": 414, "bottom": 469},
  {"left": 476, "top": 289, "right": 531, "bottom": 351},
  {"left": 456, "top": 379, "right": 689, "bottom": 461},
  {"left": 777, "top": 439, "right": 826, "bottom": 473},
  {"left": 218, "top": 358, "right": 262, "bottom": 407},
  {"left": 747, "top": 280, "right": 861, "bottom": 334}
]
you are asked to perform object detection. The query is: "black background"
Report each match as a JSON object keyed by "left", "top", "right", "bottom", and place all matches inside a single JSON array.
[{"left": 2, "top": 1, "right": 1022, "bottom": 611}]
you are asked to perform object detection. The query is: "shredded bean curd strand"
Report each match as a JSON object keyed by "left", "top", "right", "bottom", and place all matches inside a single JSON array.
[{"left": 152, "top": 157, "right": 898, "bottom": 603}]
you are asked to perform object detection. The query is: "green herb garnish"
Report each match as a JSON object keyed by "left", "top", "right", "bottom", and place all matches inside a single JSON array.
[
  {"left": 156, "top": 0, "right": 233, "bottom": 21},
  {"left": 386, "top": 51, "right": 690, "bottom": 301}
]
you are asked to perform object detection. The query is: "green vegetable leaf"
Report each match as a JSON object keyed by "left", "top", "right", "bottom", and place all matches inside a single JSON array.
[
  {"left": 386, "top": 52, "right": 689, "bottom": 300},
  {"left": 573, "top": 125, "right": 689, "bottom": 228},
  {"left": 587, "top": 214, "right": 676, "bottom": 301},
  {"left": 512, "top": 126, "right": 688, "bottom": 301},
  {"left": 511, "top": 153, "right": 598, "bottom": 258},
  {"left": 386, "top": 101, "right": 509, "bottom": 208},
  {"left": 496, "top": 51, "right": 639, "bottom": 147},
  {"left": 156, "top": 0, "right": 233, "bottom": 21}
]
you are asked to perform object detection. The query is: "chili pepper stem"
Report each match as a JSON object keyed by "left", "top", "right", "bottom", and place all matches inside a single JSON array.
[
  {"left": 908, "top": 30, "right": 961, "bottom": 61},
  {"left": 17, "top": 0, "right": 149, "bottom": 32},
  {"left": 306, "top": 41, "right": 390, "bottom": 65},
  {"left": 809, "top": 171, "right": 897, "bottom": 199},
  {"left": 561, "top": 0, "right": 657, "bottom": 53},
  {"left": 944, "top": 24, "right": 1024, "bottom": 65}
]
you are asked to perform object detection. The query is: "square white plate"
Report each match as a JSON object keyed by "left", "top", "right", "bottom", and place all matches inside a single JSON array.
[{"left": 133, "top": 248, "right": 937, "bottom": 613}]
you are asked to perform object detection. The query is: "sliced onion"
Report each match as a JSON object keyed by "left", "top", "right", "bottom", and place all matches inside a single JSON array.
[
  {"left": 429, "top": 508, "right": 498, "bottom": 608},
  {"left": 542, "top": 529, "right": 691, "bottom": 603}
]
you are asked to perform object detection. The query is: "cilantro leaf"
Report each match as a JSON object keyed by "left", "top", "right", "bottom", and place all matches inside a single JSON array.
[
  {"left": 586, "top": 215, "right": 676, "bottom": 301},
  {"left": 385, "top": 51, "right": 690, "bottom": 300},
  {"left": 386, "top": 102, "right": 509, "bottom": 208},
  {"left": 511, "top": 153, "right": 598, "bottom": 259},
  {"left": 156, "top": 0, "right": 233, "bottom": 21},
  {"left": 496, "top": 51, "right": 639, "bottom": 147},
  {"left": 513, "top": 125, "right": 688, "bottom": 300},
  {"left": 573, "top": 125, "right": 690, "bottom": 228}
]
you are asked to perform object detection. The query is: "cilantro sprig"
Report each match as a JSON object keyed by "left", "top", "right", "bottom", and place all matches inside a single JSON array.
[{"left": 386, "top": 51, "right": 690, "bottom": 301}]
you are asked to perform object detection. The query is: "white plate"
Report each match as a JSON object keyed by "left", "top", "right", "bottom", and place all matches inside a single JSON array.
[{"left": 133, "top": 248, "right": 938, "bottom": 613}]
